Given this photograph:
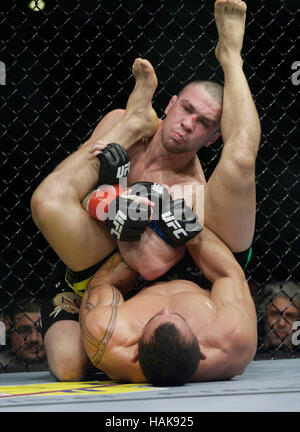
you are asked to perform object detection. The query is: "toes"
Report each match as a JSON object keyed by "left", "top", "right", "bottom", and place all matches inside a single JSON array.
[
  {"left": 133, "top": 59, "right": 146, "bottom": 77},
  {"left": 215, "top": 0, "right": 247, "bottom": 14},
  {"left": 215, "top": 0, "right": 227, "bottom": 10}
]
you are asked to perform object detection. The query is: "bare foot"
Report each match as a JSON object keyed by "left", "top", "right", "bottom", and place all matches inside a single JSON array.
[
  {"left": 214, "top": 0, "right": 247, "bottom": 63},
  {"left": 89, "top": 59, "right": 159, "bottom": 153},
  {"left": 123, "top": 58, "right": 159, "bottom": 139}
]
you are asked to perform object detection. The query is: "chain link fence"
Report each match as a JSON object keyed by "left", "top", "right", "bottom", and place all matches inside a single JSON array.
[{"left": 1, "top": 0, "right": 299, "bottom": 372}]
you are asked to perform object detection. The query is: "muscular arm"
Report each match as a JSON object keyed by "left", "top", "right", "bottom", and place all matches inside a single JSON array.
[
  {"left": 187, "top": 227, "right": 244, "bottom": 283},
  {"left": 80, "top": 251, "right": 138, "bottom": 317},
  {"left": 79, "top": 252, "right": 138, "bottom": 369},
  {"left": 188, "top": 226, "right": 257, "bottom": 350},
  {"left": 80, "top": 281, "right": 122, "bottom": 369},
  {"left": 188, "top": 227, "right": 257, "bottom": 374},
  {"left": 187, "top": 227, "right": 255, "bottom": 312}
]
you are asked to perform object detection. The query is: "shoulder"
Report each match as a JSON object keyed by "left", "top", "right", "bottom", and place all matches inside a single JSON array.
[
  {"left": 81, "top": 305, "right": 112, "bottom": 338},
  {"left": 82, "top": 303, "right": 132, "bottom": 343},
  {"left": 216, "top": 307, "right": 257, "bottom": 365},
  {"left": 194, "top": 317, "right": 255, "bottom": 382},
  {"left": 80, "top": 304, "right": 133, "bottom": 369}
]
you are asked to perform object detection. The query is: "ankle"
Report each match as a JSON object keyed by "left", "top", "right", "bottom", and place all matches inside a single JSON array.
[{"left": 218, "top": 51, "right": 243, "bottom": 69}]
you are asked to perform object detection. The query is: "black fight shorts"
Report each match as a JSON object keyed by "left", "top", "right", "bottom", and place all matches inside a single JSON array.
[
  {"left": 40, "top": 265, "right": 81, "bottom": 340},
  {"left": 40, "top": 250, "right": 117, "bottom": 340}
]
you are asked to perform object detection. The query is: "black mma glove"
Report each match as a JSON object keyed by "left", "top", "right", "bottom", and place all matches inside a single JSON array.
[
  {"left": 155, "top": 198, "right": 203, "bottom": 246},
  {"left": 97, "top": 143, "right": 130, "bottom": 185},
  {"left": 130, "top": 181, "right": 171, "bottom": 220},
  {"left": 106, "top": 183, "right": 153, "bottom": 241}
]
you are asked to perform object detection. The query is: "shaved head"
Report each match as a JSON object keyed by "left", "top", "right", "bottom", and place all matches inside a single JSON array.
[{"left": 179, "top": 80, "right": 223, "bottom": 106}]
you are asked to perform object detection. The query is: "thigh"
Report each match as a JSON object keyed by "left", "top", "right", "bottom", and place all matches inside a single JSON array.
[
  {"left": 46, "top": 200, "right": 116, "bottom": 271},
  {"left": 204, "top": 154, "right": 256, "bottom": 252},
  {"left": 41, "top": 286, "right": 95, "bottom": 381},
  {"left": 31, "top": 150, "right": 117, "bottom": 271}
]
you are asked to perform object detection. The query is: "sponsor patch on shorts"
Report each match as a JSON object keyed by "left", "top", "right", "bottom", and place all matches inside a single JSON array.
[{"left": 50, "top": 292, "right": 82, "bottom": 318}]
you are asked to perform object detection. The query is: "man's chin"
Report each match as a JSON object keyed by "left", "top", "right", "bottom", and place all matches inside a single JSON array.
[{"left": 163, "top": 141, "right": 185, "bottom": 155}]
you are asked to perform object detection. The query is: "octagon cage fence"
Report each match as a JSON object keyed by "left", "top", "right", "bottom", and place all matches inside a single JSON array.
[{"left": 0, "top": 0, "right": 299, "bottom": 373}]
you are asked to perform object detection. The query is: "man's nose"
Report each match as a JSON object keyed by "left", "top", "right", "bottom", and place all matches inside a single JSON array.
[
  {"left": 182, "top": 115, "right": 196, "bottom": 132},
  {"left": 160, "top": 306, "right": 170, "bottom": 316},
  {"left": 277, "top": 315, "right": 289, "bottom": 328},
  {"left": 27, "top": 328, "right": 40, "bottom": 343}
]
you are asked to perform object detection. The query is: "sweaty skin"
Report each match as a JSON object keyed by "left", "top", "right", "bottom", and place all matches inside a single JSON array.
[
  {"left": 31, "top": 0, "right": 260, "bottom": 383},
  {"left": 79, "top": 227, "right": 257, "bottom": 383},
  {"left": 78, "top": 0, "right": 259, "bottom": 385},
  {"left": 85, "top": 59, "right": 212, "bottom": 279},
  {"left": 86, "top": 0, "right": 260, "bottom": 281}
]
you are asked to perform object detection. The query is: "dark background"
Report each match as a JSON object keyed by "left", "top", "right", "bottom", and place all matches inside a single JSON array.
[{"left": 0, "top": 0, "right": 299, "bottom": 356}]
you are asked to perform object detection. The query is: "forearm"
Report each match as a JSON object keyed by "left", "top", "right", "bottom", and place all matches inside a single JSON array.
[
  {"left": 79, "top": 254, "right": 129, "bottom": 319},
  {"left": 89, "top": 252, "right": 138, "bottom": 294},
  {"left": 188, "top": 232, "right": 253, "bottom": 309},
  {"left": 210, "top": 275, "right": 256, "bottom": 313},
  {"left": 187, "top": 227, "right": 245, "bottom": 284}
]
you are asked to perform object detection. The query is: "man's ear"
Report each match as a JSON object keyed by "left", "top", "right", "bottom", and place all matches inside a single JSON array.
[
  {"left": 164, "top": 95, "right": 177, "bottom": 116},
  {"left": 131, "top": 347, "right": 139, "bottom": 363},
  {"left": 203, "top": 130, "right": 221, "bottom": 147}
]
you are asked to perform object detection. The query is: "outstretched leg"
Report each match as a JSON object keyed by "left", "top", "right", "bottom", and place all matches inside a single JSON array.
[{"left": 204, "top": 0, "right": 261, "bottom": 252}]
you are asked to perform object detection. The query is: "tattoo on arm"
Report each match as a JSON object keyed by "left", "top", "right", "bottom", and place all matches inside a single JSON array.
[
  {"left": 85, "top": 302, "right": 95, "bottom": 313},
  {"left": 80, "top": 285, "right": 120, "bottom": 368},
  {"left": 95, "top": 253, "right": 123, "bottom": 279},
  {"left": 89, "top": 253, "right": 137, "bottom": 293}
]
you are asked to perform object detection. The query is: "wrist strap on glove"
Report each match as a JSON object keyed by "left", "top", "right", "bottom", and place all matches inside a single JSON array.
[{"left": 97, "top": 143, "right": 130, "bottom": 185}]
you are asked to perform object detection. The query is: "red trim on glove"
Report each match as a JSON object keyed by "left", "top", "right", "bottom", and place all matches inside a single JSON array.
[{"left": 88, "top": 184, "right": 124, "bottom": 221}]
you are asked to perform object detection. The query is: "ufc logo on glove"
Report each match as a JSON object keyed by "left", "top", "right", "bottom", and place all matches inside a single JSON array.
[{"left": 161, "top": 211, "right": 188, "bottom": 240}]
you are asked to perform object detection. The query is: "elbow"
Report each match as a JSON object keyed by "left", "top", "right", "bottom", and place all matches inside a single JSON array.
[{"left": 227, "top": 262, "right": 246, "bottom": 281}]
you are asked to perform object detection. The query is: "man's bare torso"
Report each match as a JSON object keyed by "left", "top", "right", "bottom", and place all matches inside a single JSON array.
[
  {"left": 116, "top": 126, "right": 206, "bottom": 279},
  {"left": 90, "top": 279, "right": 251, "bottom": 383}
]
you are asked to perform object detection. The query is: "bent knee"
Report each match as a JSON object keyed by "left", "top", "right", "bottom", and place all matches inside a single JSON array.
[
  {"left": 31, "top": 190, "right": 63, "bottom": 230},
  {"left": 220, "top": 155, "right": 256, "bottom": 191},
  {"left": 49, "top": 350, "right": 91, "bottom": 382},
  {"left": 31, "top": 174, "right": 74, "bottom": 227},
  {"left": 44, "top": 321, "right": 89, "bottom": 382},
  {"left": 52, "top": 364, "right": 88, "bottom": 382}
]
